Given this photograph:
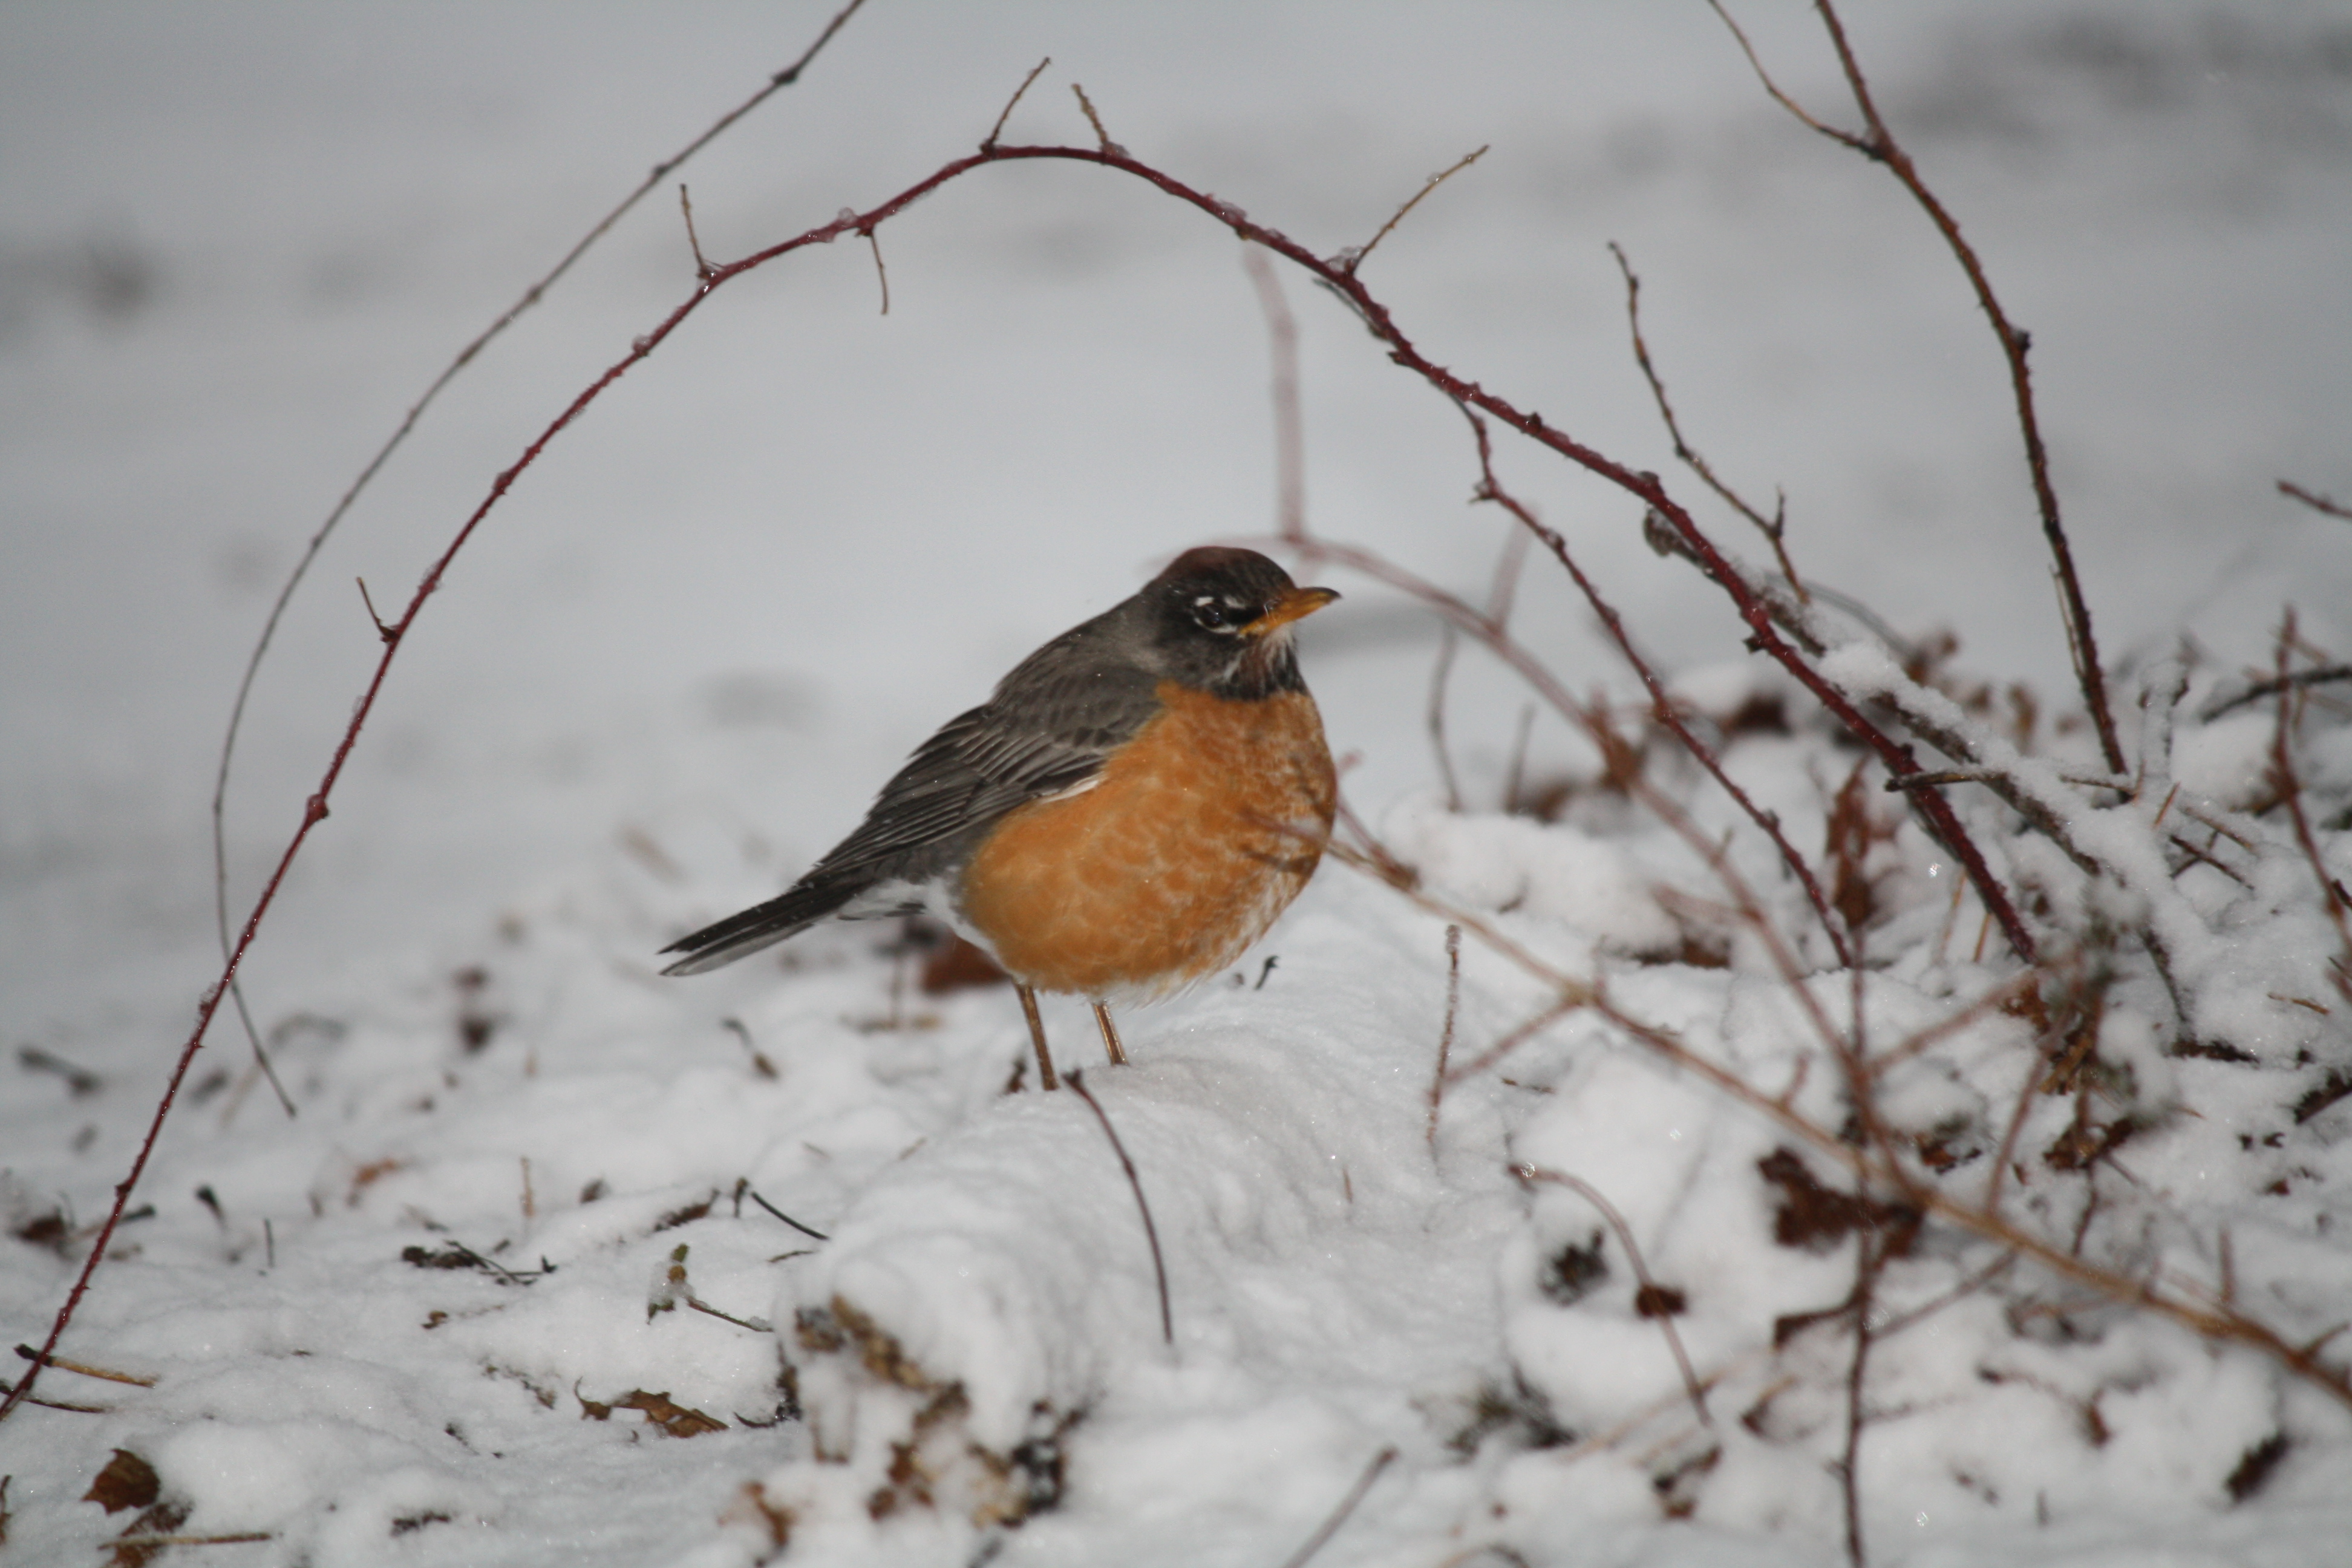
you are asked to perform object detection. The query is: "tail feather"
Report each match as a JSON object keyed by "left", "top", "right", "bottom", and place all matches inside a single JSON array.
[{"left": 659, "top": 879, "right": 860, "bottom": 976}]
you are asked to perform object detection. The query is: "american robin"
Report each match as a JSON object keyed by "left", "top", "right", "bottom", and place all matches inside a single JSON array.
[{"left": 661, "top": 546, "right": 1339, "bottom": 1089}]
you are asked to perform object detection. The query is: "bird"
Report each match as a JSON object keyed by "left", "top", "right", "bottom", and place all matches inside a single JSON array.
[{"left": 660, "top": 546, "right": 1339, "bottom": 1089}]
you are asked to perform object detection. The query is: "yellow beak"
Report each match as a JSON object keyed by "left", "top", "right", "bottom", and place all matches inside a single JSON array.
[{"left": 1244, "top": 584, "right": 1340, "bottom": 637}]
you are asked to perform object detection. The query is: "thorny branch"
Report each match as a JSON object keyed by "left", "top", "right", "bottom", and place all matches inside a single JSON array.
[
  {"left": 201, "top": 0, "right": 872, "bottom": 1128},
  {"left": 1709, "top": 0, "right": 2126, "bottom": 777},
  {"left": 24, "top": 30, "right": 2343, "bottom": 1491}
]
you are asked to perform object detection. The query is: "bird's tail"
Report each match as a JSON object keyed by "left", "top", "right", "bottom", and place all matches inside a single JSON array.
[{"left": 658, "top": 879, "right": 858, "bottom": 976}]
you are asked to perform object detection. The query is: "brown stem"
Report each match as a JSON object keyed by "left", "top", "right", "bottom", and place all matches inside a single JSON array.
[
  {"left": 1517, "top": 1165, "right": 1713, "bottom": 1427},
  {"left": 1608, "top": 241, "right": 1806, "bottom": 598},
  {"left": 1067, "top": 1071, "right": 1172, "bottom": 1348},
  {"left": 1466, "top": 413, "right": 1853, "bottom": 970},
  {"left": 1274, "top": 1445, "right": 1397, "bottom": 1568},
  {"left": 2278, "top": 479, "right": 2352, "bottom": 523},
  {"left": 1426, "top": 925, "right": 1463, "bottom": 1148}
]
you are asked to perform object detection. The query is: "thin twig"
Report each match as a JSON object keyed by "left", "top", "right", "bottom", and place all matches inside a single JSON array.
[
  {"left": 864, "top": 227, "right": 890, "bottom": 315},
  {"left": 1840, "top": 1229, "right": 1881, "bottom": 1568},
  {"left": 687, "top": 1296, "right": 773, "bottom": 1334},
  {"left": 1888, "top": 766, "right": 2128, "bottom": 794},
  {"left": 0, "top": 1376, "right": 107, "bottom": 1414},
  {"left": 200, "top": 0, "right": 869, "bottom": 1143},
  {"left": 2271, "top": 621, "right": 2352, "bottom": 996},
  {"left": 679, "top": 185, "right": 711, "bottom": 278},
  {"left": 1517, "top": 1166, "right": 1712, "bottom": 1426},
  {"left": 1241, "top": 245, "right": 1307, "bottom": 545},
  {"left": 1872, "top": 1249, "right": 2017, "bottom": 1341},
  {"left": 743, "top": 1187, "right": 829, "bottom": 1243},
  {"left": 1067, "top": 1070, "right": 1172, "bottom": 1348},
  {"left": 1607, "top": 241, "right": 1805, "bottom": 597},
  {"left": 1427, "top": 925, "right": 1463, "bottom": 1148},
  {"left": 1448, "top": 997, "right": 1584, "bottom": 1086},
  {"left": 1501, "top": 703, "right": 1535, "bottom": 814},
  {"left": 1273, "top": 1445, "right": 1398, "bottom": 1568},
  {"left": 2203, "top": 664, "right": 2352, "bottom": 722},
  {"left": 1864, "top": 970, "right": 2039, "bottom": 1079},
  {"left": 1427, "top": 624, "right": 1465, "bottom": 812},
  {"left": 2279, "top": 480, "right": 2352, "bottom": 523},
  {"left": 984, "top": 57, "right": 1053, "bottom": 152},
  {"left": 108, "top": 1533, "right": 275, "bottom": 1550},
  {"left": 1070, "top": 83, "right": 1116, "bottom": 154},
  {"left": 11, "top": 1345, "right": 156, "bottom": 1387},
  {"left": 1347, "top": 146, "right": 1486, "bottom": 273},
  {"left": 1483, "top": 512, "right": 1531, "bottom": 629}
]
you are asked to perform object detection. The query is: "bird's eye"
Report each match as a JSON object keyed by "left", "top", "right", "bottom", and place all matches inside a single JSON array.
[{"left": 1190, "top": 595, "right": 1242, "bottom": 632}]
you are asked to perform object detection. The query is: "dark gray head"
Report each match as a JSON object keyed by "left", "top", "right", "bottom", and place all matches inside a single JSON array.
[{"left": 1132, "top": 546, "right": 1339, "bottom": 699}]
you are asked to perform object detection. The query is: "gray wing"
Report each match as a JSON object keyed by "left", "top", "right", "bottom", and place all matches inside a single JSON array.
[{"left": 660, "top": 617, "right": 1160, "bottom": 975}]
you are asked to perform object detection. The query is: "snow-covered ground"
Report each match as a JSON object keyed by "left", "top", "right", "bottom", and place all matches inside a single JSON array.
[{"left": 4, "top": 3, "right": 2351, "bottom": 1564}]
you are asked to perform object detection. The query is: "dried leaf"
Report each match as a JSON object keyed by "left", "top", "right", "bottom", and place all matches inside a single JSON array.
[
  {"left": 1633, "top": 1283, "right": 1688, "bottom": 1318},
  {"left": 1756, "top": 1148, "right": 1918, "bottom": 1256},
  {"left": 84, "top": 1448, "right": 160, "bottom": 1514},
  {"left": 1537, "top": 1230, "right": 1609, "bottom": 1306},
  {"left": 654, "top": 1194, "right": 716, "bottom": 1233},
  {"left": 2227, "top": 1432, "right": 2291, "bottom": 1503},
  {"left": 617, "top": 1390, "right": 726, "bottom": 1438}
]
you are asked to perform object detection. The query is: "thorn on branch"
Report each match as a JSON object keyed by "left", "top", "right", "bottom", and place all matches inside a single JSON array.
[
  {"left": 355, "top": 577, "right": 398, "bottom": 644},
  {"left": 985, "top": 56, "right": 1052, "bottom": 151}
]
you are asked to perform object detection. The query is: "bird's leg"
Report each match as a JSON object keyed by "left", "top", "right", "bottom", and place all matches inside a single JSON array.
[
  {"left": 1017, "top": 984, "right": 1059, "bottom": 1091},
  {"left": 1092, "top": 1002, "right": 1128, "bottom": 1066}
]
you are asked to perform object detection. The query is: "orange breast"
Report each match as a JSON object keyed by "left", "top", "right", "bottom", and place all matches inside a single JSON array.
[{"left": 956, "top": 681, "right": 1334, "bottom": 1002}]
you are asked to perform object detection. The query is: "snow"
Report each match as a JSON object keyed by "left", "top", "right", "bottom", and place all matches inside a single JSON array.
[{"left": 6, "top": 2, "right": 2352, "bottom": 1565}]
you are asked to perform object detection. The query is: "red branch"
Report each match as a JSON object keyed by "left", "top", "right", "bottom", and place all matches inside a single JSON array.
[
  {"left": 204, "top": 0, "right": 871, "bottom": 1116},
  {"left": 1711, "top": 0, "right": 2124, "bottom": 777},
  {"left": 2, "top": 128, "right": 2036, "bottom": 1422}
]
